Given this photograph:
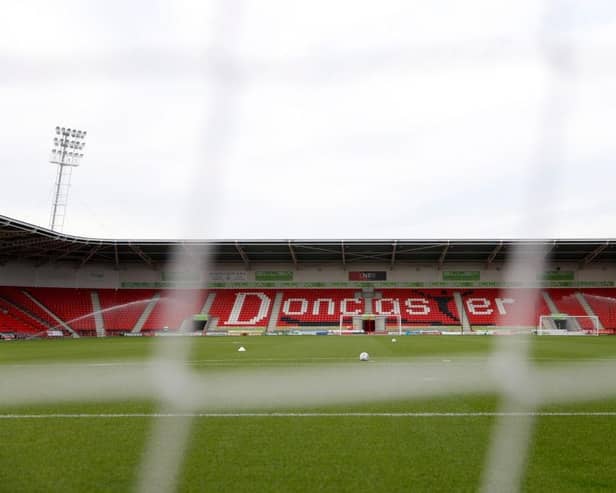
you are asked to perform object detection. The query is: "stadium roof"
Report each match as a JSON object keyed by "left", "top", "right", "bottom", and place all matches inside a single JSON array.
[{"left": 1, "top": 214, "right": 614, "bottom": 269}]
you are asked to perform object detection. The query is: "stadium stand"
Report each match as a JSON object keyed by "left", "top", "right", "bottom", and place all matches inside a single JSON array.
[
  {"left": 3, "top": 286, "right": 616, "bottom": 337},
  {"left": 3, "top": 217, "right": 616, "bottom": 338}
]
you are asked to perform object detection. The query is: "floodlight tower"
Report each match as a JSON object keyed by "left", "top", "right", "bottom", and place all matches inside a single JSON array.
[{"left": 48, "top": 126, "right": 87, "bottom": 231}]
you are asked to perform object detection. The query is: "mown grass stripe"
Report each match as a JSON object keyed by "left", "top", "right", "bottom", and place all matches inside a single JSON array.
[{"left": 2, "top": 411, "right": 616, "bottom": 419}]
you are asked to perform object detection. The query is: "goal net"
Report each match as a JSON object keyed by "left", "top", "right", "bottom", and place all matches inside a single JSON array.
[
  {"left": 338, "top": 314, "right": 402, "bottom": 335},
  {"left": 537, "top": 315, "right": 600, "bottom": 336}
]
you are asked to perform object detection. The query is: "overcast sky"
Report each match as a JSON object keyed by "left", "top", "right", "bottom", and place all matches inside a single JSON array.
[{"left": 2, "top": 1, "right": 616, "bottom": 240}]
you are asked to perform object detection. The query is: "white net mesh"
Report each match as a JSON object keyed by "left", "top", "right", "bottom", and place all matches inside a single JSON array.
[{"left": 3, "top": 1, "right": 616, "bottom": 492}]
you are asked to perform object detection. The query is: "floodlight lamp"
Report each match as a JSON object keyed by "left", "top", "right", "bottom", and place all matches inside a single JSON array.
[{"left": 55, "top": 126, "right": 60, "bottom": 135}]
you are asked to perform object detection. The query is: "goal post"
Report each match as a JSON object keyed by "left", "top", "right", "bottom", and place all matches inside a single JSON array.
[
  {"left": 537, "top": 315, "right": 600, "bottom": 336},
  {"left": 338, "top": 313, "right": 402, "bottom": 335}
]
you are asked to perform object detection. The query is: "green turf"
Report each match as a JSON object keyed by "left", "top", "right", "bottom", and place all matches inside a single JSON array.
[{"left": 1, "top": 336, "right": 616, "bottom": 492}]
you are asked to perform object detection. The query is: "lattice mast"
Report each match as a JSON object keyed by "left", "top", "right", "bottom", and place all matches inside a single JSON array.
[{"left": 49, "top": 126, "right": 87, "bottom": 231}]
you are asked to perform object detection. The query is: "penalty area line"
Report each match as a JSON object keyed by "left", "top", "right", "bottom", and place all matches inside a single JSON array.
[{"left": 1, "top": 412, "right": 616, "bottom": 419}]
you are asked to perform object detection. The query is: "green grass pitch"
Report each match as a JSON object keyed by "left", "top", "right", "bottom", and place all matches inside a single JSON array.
[{"left": 2, "top": 336, "right": 616, "bottom": 492}]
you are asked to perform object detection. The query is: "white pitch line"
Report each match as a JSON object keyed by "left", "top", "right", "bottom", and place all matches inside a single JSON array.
[
  {"left": 1, "top": 412, "right": 616, "bottom": 419},
  {"left": 3, "top": 356, "right": 616, "bottom": 370}
]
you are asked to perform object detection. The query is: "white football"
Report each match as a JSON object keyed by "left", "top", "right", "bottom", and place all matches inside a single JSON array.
[
  {"left": 238, "top": 346, "right": 246, "bottom": 352},
  {"left": 391, "top": 338, "right": 397, "bottom": 343},
  {"left": 359, "top": 352, "right": 369, "bottom": 361}
]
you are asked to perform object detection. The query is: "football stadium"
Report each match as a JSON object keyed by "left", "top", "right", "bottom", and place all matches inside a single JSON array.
[
  {"left": 4, "top": 2, "right": 616, "bottom": 492},
  {"left": 3, "top": 215, "right": 616, "bottom": 492}
]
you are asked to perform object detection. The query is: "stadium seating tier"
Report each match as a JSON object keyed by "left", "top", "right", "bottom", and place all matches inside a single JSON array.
[{"left": 0, "top": 286, "right": 614, "bottom": 336}]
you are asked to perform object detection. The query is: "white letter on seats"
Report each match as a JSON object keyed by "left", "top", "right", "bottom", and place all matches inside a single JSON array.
[
  {"left": 405, "top": 298, "right": 429, "bottom": 315},
  {"left": 466, "top": 298, "right": 492, "bottom": 315},
  {"left": 225, "top": 293, "right": 271, "bottom": 325},
  {"left": 341, "top": 298, "right": 362, "bottom": 315},
  {"left": 282, "top": 298, "right": 308, "bottom": 316},
  {"left": 375, "top": 298, "right": 400, "bottom": 315},
  {"left": 313, "top": 298, "right": 335, "bottom": 315},
  {"left": 495, "top": 298, "right": 514, "bottom": 315}
]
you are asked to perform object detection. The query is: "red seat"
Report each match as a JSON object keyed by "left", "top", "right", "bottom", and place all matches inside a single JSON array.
[
  {"left": 461, "top": 288, "right": 550, "bottom": 328},
  {"left": 98, "top": 289, "right": 157, "bottom": 332},
  {"left": 27, "top": 288, "right": 95, "bottom": 331},
  {"left": 142, "top": 290, "right": 208, "bottom": 331},
  {"left": 277, "top": 289, "right": 363, "bottom": 327},
  {"left": 378, "top": 289, "right": 460, "bottom": 327},
  {"left": 582, "top": 289, "right": 616, "bottom": 331}
]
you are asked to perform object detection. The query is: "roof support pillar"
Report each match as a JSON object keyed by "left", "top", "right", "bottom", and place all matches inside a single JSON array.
[
  {"left": 129, "top": 244, "right": 155, "bottom": 269},
  {"left": 288, "top": 241, "right": 298, "bottom": 268},
  {"left": 114, "top": 244, "right": 120, "bottom": 270},
  {"left": 438, "top": 242, "right": 449, "bottom": 270},
  {"left": 580, "top": 241, "right": 609, "bottom": 269},
  {"left": 80, "top": 245, "right": 101, "bottom": 267},
  {"left": 390, "top": 240, "right": 397, "bottom": 270},
  {"left": 235, "top": 241, "right": 250, "bottom": 269},
  {"left": 485, "top": 241, "right": 503, "bottom": 268}
]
